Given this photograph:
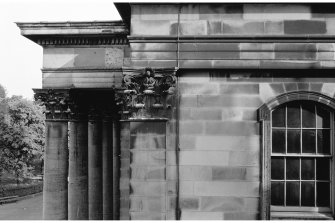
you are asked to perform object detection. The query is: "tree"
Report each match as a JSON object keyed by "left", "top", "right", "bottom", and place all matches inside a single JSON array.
[
  {"left": 0, "top": 94, "right": 45, "bottom": 183},
  {"left": 0, "top": 84, "right": 6, "bottom": 99}
]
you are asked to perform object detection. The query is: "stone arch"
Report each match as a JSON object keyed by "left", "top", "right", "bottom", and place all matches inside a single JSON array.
[{"left": 258, "top": 91, "right": 335, "bottom": 121}]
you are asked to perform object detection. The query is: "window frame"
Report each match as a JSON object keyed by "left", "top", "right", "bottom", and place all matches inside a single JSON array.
[{"left": 258, "top": 91, "right": 335, "bottom": 220}]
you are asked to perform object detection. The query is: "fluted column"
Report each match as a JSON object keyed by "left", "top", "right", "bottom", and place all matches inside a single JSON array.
[
  {"left": 34, "top": 89, "right": 70, "bottom": 220},
  {"left": 102, "top": 115, "right": 113, "bottom": 220},
  {"left": 68, "top": 103, "right": 88, "bottom": 220},
  {"left": 113, "top": 119, "right": 121, "bottom": 219},
  {"left": 88, "top": 110, "right": 103, "bottom": 220}
]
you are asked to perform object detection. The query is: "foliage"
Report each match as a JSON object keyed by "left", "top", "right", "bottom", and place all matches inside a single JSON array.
[
  {"left": 0, "top": 87, "right": 45, "bottom": 182},
  {"left": 0, "top": 85, "right": 6, "bottom": 99}
]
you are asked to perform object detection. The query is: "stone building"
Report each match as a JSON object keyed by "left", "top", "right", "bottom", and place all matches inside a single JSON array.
[{"left": 17, "top": 3, "right": 335, "bottom": 220}]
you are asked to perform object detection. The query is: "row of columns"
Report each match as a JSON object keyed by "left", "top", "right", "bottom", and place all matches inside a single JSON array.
[{"left": 43, "top": 115, "right": 120, "bottom": 220}]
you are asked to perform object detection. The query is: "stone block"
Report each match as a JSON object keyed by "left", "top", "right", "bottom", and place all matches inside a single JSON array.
[
  {"left": 199, "top": 4, "right": 243, "bottom": 20},
  {"left": 180, "top": 95, "right": 197, "bottom": 107},
  {"left": 205, "top": 121, "right": 259, "bottom": 136},
  {"left": 180, "top": 4, "right": 200, "bottom": 20},
  {"left": 212, "top": 59, "right": 261, "bottom": 69},
  {"left": 131, "top": 20, "right": 172, "bottom": 35},
  {"left": 326, "top": 19, "right": 335, "bottom": 34},
  {"left": 180, "top": 197, "right": 199, "bottom": 210},
  {"left": 275, "top": 43, "right": 317, "bottom": 52},
  {"left": 269, "top": 83, "right": 285, "bottom": 95},
  {"left": 317, "top": 43, "right": 335, "bottom": 52},
  {"left": 309, "top": 83, "right": 323, "bottom": 92},
  {"left": 179, "top": 135, "right": 196, "bottom": 150},
  {"left": 180, "top": 43, "right": 239, "bottom": 52},
  {"left": 129, "top": 59, "right": 177, "bottom": 68},
  {"left": 197, "top": 95, "right": 263, "bottom": 108},
  {"left": 244, "top": 198, "right": 260, "bottom": 212},
  {"left": 43, "top": 48, "right": 75, "bottom": 68},
  {"left": 130, "top": 43, "right": 177, "bottom": 52},
  {"left": 321, "top": 61, "right": 335, "bottom": 68},
  {"left": 74, "top": 48, "right": 105, "bottom": 67},
  {"left": 130, "top": 52, "right": 176, "bottom": 60},
  {"left": 179, "top": 21, "right": 207, "bottom": 35},
  {"left": 130, "top": 196, "right": 166, "bottom": 212},
  {"left": 208, "top": 21, "right": 222, "bottom": 35},
  {"left": 275, "top": 52, "right": 316, "bottom": 60},
  {"left": 166, "top": 150, "right": 177, "bottom": 166},
  {"left": 284, "top": 20, "right": 326, "bottom": 34},
  {"left": 131, "top": 151, "right": 165, "bottom": 166},
  {"left": 240, "top": 52, "right": 274, "bottom": 60},
  {"left": 179, "top": 59, "right": 213, "bottom": 69},
  {"left": 191, "top": 109, "right": 222, "bottom": 120},
  {"left": 146, "top": 167, "right": 166, "bottom": 180},
  {"left": 297, "top": 83, "right": 309, "bottom": 91},
  {"left": 222, "top": 20, "right": 264, "bottom": 34},
  {"left": 167, "top": 181, "right": 177, "bottom": 195},
  {"left": 179, "top": 181, "right": 194, "bottom": 196},
  {"left": 220, "top": 84, "right": 259, "bottom": 94},
  {"left": 194, "top": 135, "right": 260, "bottom": 151},
  {"left": 130, "top": 135, "right": 166, "bottom": 150},
  {"left": 179, "top": 166, "right": 212, "bottom": 181},
  {"left": 223, "top": 212, "right": 259, "bottom": 220},
  {"left": 131, "top": 4, "right": 178, "bottom": 21},
  {"left": 260, "top": 60, "right": 321, "bottom": 69},
  {"left": 200, "top": 196, "right": 244, "bottom": 212},
  {"left": 130, "top": 212, "right": 165, "bottom": 220},
  {"left": 179, "top": 151, "right": 229, "bottom": 166},
  {"left": 243, "top": 4, "right": 311, "bottom": 20},
  {"left": 166, "top": 165, "right": 177, "bottom": 180},
  {"left": 179, "top": 82, "right": 220, "bottom": 95},
  {"left": 181, "top": 211, "right": 223, "bottom": 220},
  {"left": 179, "top": 121, "right": 204, "bottom": 135},
  {"left": 321, "top": 83, "right": 335, "bottom": 96},
  {"left": 240, "top": 43, "right": 274, "bottom": 51},
  {"left": 130, "top": 122, "right": 166, "bottom": 135},
  {"left": 284, "top": 83, "right": 298, "bottom": 92},
  {"left": 317, "top": 52, "right": 335, "bottom": 60},
  {"left": 212, "top": 167, "right": 247, "bottom": 180},
  {"left": 180, "top": 52, "right": 239, "bottom": 60},
  {"left": 264, "top": 21, "right": 284, "bottom": 34},
  {"left": 228, "top": 150, "right": 260, "bottom": 166},
  {"left": 105, "top": 47, "right": 124, "bottom": 68},
  {"left": 194, "top": 182, "right": 259, "bottom": 197},
  {"left": 221, "top": 109, "right": 257, "bottom": 121},
  {"left": 130, "top": 181, "right": 166, "bottom": 196}
]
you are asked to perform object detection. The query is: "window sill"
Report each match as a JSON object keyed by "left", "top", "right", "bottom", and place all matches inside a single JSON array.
[{"left": 271, "top": 211, "right": 333, "bottom": 220}]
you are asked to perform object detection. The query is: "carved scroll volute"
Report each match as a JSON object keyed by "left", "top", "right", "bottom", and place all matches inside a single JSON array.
[
  {"left": 117, "top": 67, "right": 178, "bottom": 119},
  {"left": 33, "top": 89, "right": 71, "bottom": 120}
]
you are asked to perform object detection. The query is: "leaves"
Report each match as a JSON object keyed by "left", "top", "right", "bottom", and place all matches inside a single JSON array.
[{"left": 0, "top": 87, "right": 45, "bottom": 179}]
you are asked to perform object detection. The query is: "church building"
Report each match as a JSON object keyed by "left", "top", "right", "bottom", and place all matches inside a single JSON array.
[{"left": 17, "top": 3, "right": 335, "bottom": 220}]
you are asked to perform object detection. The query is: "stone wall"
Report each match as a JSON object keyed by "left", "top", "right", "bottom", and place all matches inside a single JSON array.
[
  {"left": 42, "top": 46, "right": 130, "bottom": 88},
  {"left": 177, "top": 69, "right": 335, "bottom": 220}
]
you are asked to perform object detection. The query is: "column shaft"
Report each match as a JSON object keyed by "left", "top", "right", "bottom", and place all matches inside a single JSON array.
[
  {"left": 113, "top": 120, "right": 121, "bottom": 219},
  {"left": 43, "top": 121, "right": 68, "bottom": 220},
  {"left": 88, "top": 119, "right": 103, "bottom": 220},
  {"left": 68, "top": 121, "right": 88, "bottom": 220},
  {"left": 102, "top": 118, "right": 113, "bottom": 220}
]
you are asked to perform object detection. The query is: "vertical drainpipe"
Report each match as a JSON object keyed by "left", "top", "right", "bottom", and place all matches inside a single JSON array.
[{"left": 176, "top": 3, "right": 181, "bottom": 220}]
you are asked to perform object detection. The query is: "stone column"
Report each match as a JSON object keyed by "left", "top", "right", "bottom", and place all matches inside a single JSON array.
[
  {"left": 102, "top": 115, "right": 113, "bottom": 220},
  {"left": 34, "top": 89, "right": 70, "bottom": 220},
  {"left": 68, "top": 109, "right": 88, "bottom": 220},
  {"left": 113, "top": 119, "right": 121, "bottom": 220},
  {"left": 88, "top": 110, "right": 103, "bottom": 220}
]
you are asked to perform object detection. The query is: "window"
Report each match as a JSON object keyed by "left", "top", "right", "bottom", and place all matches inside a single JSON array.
[{"left": 270, "top": 100, "right": 333, "bottom": 219}]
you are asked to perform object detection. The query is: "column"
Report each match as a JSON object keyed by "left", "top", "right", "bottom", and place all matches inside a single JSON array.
[
  {"left": 68, "top": 119, "right": 88, "bottom": 220},
  {"left": 102, "top": 116, "right": 113, "bottom": 220},
  {"left": 43, "top": 121, "right": 69, "bottom": 220},
  {"left": 34, "top": 89, "right": 70, "bottom": 220},
  {"left": 88, "top": 113, "right": 103, "bottom": 220},
  {"left": 113, "top": 119, "right": 121, "bottom": 219}
]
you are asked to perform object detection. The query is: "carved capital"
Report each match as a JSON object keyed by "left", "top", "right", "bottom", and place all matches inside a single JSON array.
[
  {"left": 33, "top": 89, "right": 71, "bottom": 120},
  {"left": 117, "top": 67, "right": 178, "bottom": 119}
]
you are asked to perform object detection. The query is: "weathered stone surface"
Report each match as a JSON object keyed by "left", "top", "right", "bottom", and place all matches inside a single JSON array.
[
  {"left": 181, "top": 211, "right": 223, "bottom": 220},
  {"left": 130, "top": 43, "right": 177, "bottom": 52},
  {"left": 222, "top": 20, "right": 264, "bottom": 34},
  {"left": 180, "top": 197, "right": 199, "bottom": 210},
  {"left": 321, "top": 83, "right": 335, "bottom": 96},
  {"left": 130, "top": 52, "right": 176, "bottom": 60},
  {"left": 180, "top": 43, "right": 239, "bottom": 52},
  {"left": 180, "top": 51, "right": 239, "bottom": 60},
  {"left": 130, "top": 181, "right": 166, "bottom": 196},
  {"left": 180, "top": 95, "right": 197, "bottom": 107},
  {"left": 179, "top": 181, "right": 194, "bottom": 196},
  {"left": 131, "top": 20, "right": 172, "bottom": 35},
  {"left": 74, "top": 48, "right": 105, "bottom": 68},
  {"left": 129, "top": 59, "right": 177, "bottom": 68},
  {"left": 309, "top": 83, "right": 323, "bottom": 92},
  {"left": 179, "top": 135, "right": 196, "bottom": 150},
  {"left": 212, "top": 59, "right": 261, "bottom": 69},
  {"left": 199, "top": 4, "right": 243, "bottom": 20},
  {"left": 179, "top": 21, "right": 208, "bottom": 35},
  {"left": 228, "top": 150, "right": 259, "bottom": 166},
  {"left": 220, "top": 84, "right": 259, "bottom": 94},
  {"left": 212, "top": 167, "right": 247, "bottom": 180},
  {"left": 297, "top": 83, "right": 309, "bottom": 90},
  {"left": 179, "top": 121, "right": 204, "bottom": 135},
  {"left": 167, "top": 181, "right": 177, "bottom": 195},
  {"left": 207, "top": 21, "right": 222, "bottom": 35},
  {"left": 205, "top": 121, "right": 259, "bottom": 136},
  {"left": 317, "top": 43, "right": 335, "bottom": 52},
  {"left": 317, "top": 52, "right": 335, "bottom": 60},
  {"left": 264, "top": 21, "right": 284, "bottom": 34},
  {"left": 284, "top": 20, "right": 326, "bottom": 34},
  {"left": 200, "top": 196, "right": 244, "bottom": 212},
  {"left": 131, "top": 4, "right": 178, "bottom": 20},
  {"left": 180, "top": 82, "right": 220, "bottom": 95},
  {"left": 194, "top": 182, "right": 259, "bottom": 197},
  {"left": 179, "top": 166, "right": 212, "bottom": 181},
  {"left": 284, "top": 83, "right": 298, "bottom": 92},
  {"left": 179, "top": 151, "right": 229, "bottom": 166},
  {"left": 223, "top": 212, "right": 259, "bottom": 220},
  {"left": 130, "top": 122, "right": 166, "bottom": 135},
  {"left": 43, "top": 48, "right": 75, "bottom": 68},
  {"left": 130, "top": 166, "right": 165, "bottom": 180},
  {"left": 269, "top": 83, "right": 285, "bottom": 95},
  {"left": 166, "top": 166, "right": 177, "bottom": 180},
  {"left": 275, "top": 43, "right": 317, "bottom": 52},
  {"left": 194, "top": 135, "right": 260, "bottom": 151},
  {"left": 260, "top": 60, "right": 321, "bottom": 69},
  {"left": 240, "top": 43, "right": 274, "bottom": 51},
  {"left": 131, "top": 151, "right": 165, "bottom": 165},
  {"left": 221, "top": 109, "right": 256, "bottom": 121},
  {"left": 130, "top": 135, "right": 166, "bottom": 150},
  {"left": 105, "top": 47, "right": 124, "bottom": 68},
  {"left": 197, "top": 95, "right": 262, "bottom": 108},
  {"left": 275, "top": 51, "right": 316, "bottom": 60},
  {"left": 130, "top": 212, "right": 166, "bottom": 220},
  {"left": 243, "top": 4, "right": 311, "bottom": 20},
  {"left": 326, "top": 19, "right": 335, "bottom": 34},
  {"left": 180, "top": 4, "right": 200, "bottom": 20},
  {"left": 130, "top": 196, "right": 166, "bottom": 212},
  {"left": 240, "top": 52, "right": 274, "bottom": 60}
]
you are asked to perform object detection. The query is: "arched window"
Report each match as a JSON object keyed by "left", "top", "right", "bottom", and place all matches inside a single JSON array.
[
  {"left": 271, "top": 101, "right": 332, "bottom": 219},
  {"left": 259, "top": 92, "right": 335, "bottom": 220}
]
